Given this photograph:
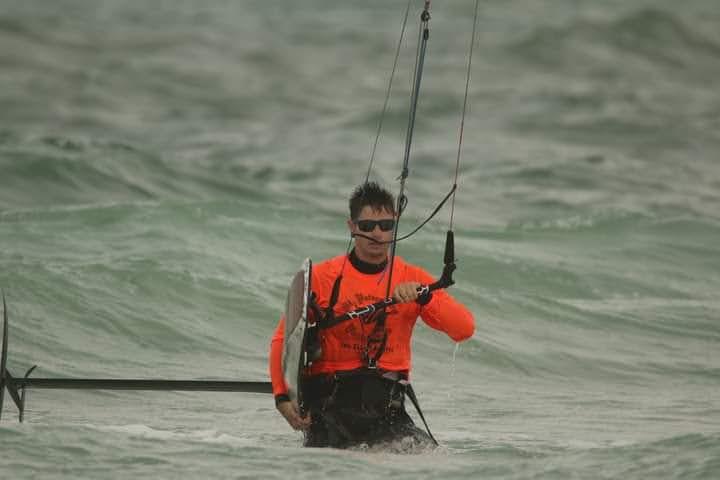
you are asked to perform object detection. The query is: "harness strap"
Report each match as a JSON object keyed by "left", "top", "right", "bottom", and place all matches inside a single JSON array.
[
  {"left": 403, "top": 382, "right": 438, "bottom": 446},
  {"left": 363, "top": 310, "right": 389, "bottom": 369},
  {"left": 318, "top": 276, "right": 343, "bottom": 329}
]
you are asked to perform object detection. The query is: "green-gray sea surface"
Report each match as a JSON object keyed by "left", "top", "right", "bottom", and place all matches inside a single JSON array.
[{"left": 1, "top": 1, "right": 719, "bottom": 478}]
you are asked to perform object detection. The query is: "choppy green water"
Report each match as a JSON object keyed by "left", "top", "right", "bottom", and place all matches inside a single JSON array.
[{"left": 1, "top": 1, "right": 719, "bottom": 478}]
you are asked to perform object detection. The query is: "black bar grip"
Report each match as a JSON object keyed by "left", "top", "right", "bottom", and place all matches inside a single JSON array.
[
  {"left": 444, "top": 230, "right": 455, "bottom": 265},
  {"left": 335, "top": 274, "right": 452, "bottom": 324}
]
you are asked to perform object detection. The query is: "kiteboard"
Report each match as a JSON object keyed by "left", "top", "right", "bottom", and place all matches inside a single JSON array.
[{"left": 281, "top": 258, "right": 312, "bottom": 412}]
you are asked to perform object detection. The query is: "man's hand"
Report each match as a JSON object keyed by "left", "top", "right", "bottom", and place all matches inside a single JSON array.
[
  {"left": 392, "top": 282, "right": 421, "bottom": 304},
  {"left": 277, "top": 399, "right": 312, "bottom": 431}
]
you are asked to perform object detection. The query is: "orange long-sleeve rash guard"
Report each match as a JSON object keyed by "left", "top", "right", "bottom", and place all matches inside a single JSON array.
[{"left": 269, "top": 254, "right": 475, "bottom": 396}]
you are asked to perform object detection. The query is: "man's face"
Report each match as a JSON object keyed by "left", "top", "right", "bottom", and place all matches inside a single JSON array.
[{"left": 348, "top": 205, "right": 395, "bottom": 263}]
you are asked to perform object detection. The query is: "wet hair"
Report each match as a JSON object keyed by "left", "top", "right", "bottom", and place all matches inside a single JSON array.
[{"left": 349, "top": 182, "right": 396, "bottom": 220}]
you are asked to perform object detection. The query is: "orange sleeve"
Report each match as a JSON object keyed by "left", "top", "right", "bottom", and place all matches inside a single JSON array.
[
  {"left": 268, "top": 316, "right": 288, "bottom": 396},
  {"left": 414, "top": 267, "right": 475, "bottom": 341}
]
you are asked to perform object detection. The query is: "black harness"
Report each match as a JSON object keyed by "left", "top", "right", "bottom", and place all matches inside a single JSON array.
[{"left": 302, "top": 367, "right": 437, "bottom": 447}]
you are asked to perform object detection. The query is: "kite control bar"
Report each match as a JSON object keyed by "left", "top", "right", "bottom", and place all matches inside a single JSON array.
[{"left": 324, "top": 231, "right": 456, "bottom": 328}]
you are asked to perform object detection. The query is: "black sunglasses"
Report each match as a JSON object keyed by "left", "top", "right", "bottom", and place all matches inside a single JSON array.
[{"left": 354, "top": 219, "right": 396, "bottom": 232}]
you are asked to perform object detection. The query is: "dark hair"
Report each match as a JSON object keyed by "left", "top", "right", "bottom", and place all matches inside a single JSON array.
[{"left": 349, "top": 182, "right": 395, "bottom": 220}]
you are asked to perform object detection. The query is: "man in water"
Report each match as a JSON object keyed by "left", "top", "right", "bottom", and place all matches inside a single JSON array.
[{"left": 269, "top": 182, "right": 475, "bottom": 448}]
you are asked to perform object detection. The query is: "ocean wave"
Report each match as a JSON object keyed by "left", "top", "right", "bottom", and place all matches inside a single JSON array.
[{"left": 508, "top": 8, "right": 720, "bottom": 76}]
